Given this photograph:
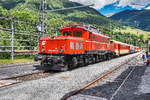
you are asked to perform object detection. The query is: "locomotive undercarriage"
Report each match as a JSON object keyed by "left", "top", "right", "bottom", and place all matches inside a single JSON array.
[{"left": 35, "top": 50, "right": 115, "bottom": 71}]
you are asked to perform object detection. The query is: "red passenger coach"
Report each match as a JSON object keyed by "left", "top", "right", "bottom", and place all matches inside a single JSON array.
[
  {"left": 112, "top": 40, "right": 130, "bottom": 56},
  {"left": 35, "top": 24, "right": 140, "bottom": 71}
]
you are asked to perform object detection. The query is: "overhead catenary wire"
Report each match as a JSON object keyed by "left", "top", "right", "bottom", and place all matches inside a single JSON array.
[
  {"left": 46, "top": 4, "right": 94, "bottom": 12},
  {"left": 0, "top": 16, "right": 37, "bottom": 26}
]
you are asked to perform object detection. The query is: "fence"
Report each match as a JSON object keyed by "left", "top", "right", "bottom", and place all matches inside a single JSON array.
[{"left": 0, "top": 17, "right": 39, "bottom": 60}]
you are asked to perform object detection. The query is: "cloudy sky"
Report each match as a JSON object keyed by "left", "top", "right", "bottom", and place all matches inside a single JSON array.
[{"left": 70, "top": 0, "right": 150, "bottom": 15}]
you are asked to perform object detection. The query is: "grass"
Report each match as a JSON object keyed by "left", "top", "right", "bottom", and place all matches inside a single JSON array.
[
  {"left": 113, "top": 26, "right": 150, "bottom": 40},
  {"left": 0, "top": 56, "right": 34, "bottom": 65}
]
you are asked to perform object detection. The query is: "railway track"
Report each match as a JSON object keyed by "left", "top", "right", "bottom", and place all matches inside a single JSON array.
[
  {"left": 61, "top": 52, "right": 142, "bottom": 100},
  {"left": 0, "top": 71, "right": 57, "bottom": 88},
  {"left": 0, "top": 62, "right": 39, "bottom": 68}
]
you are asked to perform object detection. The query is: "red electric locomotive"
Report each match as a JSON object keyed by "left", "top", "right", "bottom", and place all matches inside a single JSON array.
[{"left": 35, "top": 24, "right": 140, "bottom": 71}]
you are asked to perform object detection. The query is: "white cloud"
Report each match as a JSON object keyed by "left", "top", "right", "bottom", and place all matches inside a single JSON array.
[
  {"left": 69, "top": 0, "right": 150, "bottom": 9},
  {"left": 145, "top": 6, "right": 150, "bottom": 9},
  {"left": 69, "top": 0, "right": 117, "bottom": 9}
]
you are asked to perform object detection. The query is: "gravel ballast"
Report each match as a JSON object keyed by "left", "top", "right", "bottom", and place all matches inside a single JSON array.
[
  {"left": 0, "top": 52, "right": 141, "bottom": 100},
  {"left": 0, "top": 63, "right": 41, "bottom": 80}
]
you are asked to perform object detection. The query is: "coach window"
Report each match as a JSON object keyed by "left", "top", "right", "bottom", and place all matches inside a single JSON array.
[
  {"left": 76, "top": 42, "right": 79, "bottom": 49},
  {"left": 96, "top": 36, "right": 98, "bottom": 42},
  {"left": 97, "top": 36, "right": 99, "bottom": 42},
  {"left": 70, "top": 42, "right": 74, "bottom": 49},
  {"left": 102, "top": 38, "right": 103, "bottom": 43},
  {"left": 63, "top": 31, "right": 72, "bottom": 36},
  {"left": 73, "top": 30, "right": 82, "bottom": 37},
  {"left": 99, "top": 43, "right": 101, "bottom": 48},
  {"left": 99, "top": 37, "right": 101, "bottom": 42}
]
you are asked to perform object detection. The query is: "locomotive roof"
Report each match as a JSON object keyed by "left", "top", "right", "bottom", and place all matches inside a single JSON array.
[
  {"left": 61, "top": 25, "right": 110, "bottom": 38},
  {"left": 40, "top": 36, "right": 84, "bottom": 41},
  {"left": 112, "top": 40, "right": 130, "bottom": 46}
]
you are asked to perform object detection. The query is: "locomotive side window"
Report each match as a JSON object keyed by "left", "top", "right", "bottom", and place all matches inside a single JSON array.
[
  {"left": 70, "top": 42, "right": 74, "bottom": 49},
  {"left": 73, "top": 30, "right": 82, "bottom": 37},
  {"left": 63, "top": 31, "right": 71, "bottom": 36},
  {"left": 93, "top": 35, "right": 95, "bottom": 41},
  {"left": 89, "top": 32, "right": 92, "bottom": 41},
  {"left": 95, "top": 36, "right": 97, "bottom": 42},
  {"left": 76, "top": 42, "right": 79, "bottom": 49},
  {"left": 80, "top": 43, "right": 83, "bottom": 49}
]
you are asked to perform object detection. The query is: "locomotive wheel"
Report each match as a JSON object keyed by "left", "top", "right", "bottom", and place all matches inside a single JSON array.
[
  {"left": 96, "top": 56, "right": 99, "bottom": 63},
  {"left": 92, "top": 57, "right": 96, "bottom": 64},
  {"left": 72, "top": 57, "right": 78, "bottom": 68},
  {"left": 40, "top": 62, "right": 50, "bottom": 71},
  {"left": 107, "top": 54, "right": 111, "bottom": 60},
  {"left": 84, "top": 58, "right": 89, "bottom": 65},
  {"left": 103, "top": 55, "right": 107, "bottom": 61}
]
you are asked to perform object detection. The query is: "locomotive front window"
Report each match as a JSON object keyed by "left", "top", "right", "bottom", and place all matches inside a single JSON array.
[
  {"left": 73, "top": 30, "right": 82, "bottom": 37},
  {"left": 63, "top": 31, "right": 71, "bottom": 36}
]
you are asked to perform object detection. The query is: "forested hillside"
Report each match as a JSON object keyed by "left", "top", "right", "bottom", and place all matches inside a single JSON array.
[
  {"left": 0, "top": 0, "right": 124, "bottom": 34},
  {"left": 111, "top": 9, "right": 150, "bottom": 31}
]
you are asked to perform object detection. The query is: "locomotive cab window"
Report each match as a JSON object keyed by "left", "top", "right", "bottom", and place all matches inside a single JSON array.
[
  {"left": 89, "top": 32, "right": 92, "bottom": 41},
  {"left": 63, "top": 31, "right": 72, "bottom": 36},
  {"left": 73, "top": 30, "right": 82, "bottom": 37}
]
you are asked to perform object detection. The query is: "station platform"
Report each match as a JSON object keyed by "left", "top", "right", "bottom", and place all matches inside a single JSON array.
[{"left": 69, "top": 64, "right": 150, "bottom": 100}]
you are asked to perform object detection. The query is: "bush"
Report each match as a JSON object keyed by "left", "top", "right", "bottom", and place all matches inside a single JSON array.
[{"left": 0, "top": 52, "right": 11, "bottom": 59}]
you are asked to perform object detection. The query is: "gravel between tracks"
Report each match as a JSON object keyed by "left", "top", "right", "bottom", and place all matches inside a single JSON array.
[
  {"left": 0, "top": 63, "right": 41, "bottom": 80},
  {"left": 0, "top": 52, "right": 141, "bottom": 100}
]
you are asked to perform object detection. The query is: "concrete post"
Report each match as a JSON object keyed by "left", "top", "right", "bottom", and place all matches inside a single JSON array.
[{"left": 11, "top": 20, "right": 14, "bottom": 60}]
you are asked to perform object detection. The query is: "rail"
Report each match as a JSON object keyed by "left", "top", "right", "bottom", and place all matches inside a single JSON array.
[{"left": 61, "top": 52, "right": 142, "bottom": 100}]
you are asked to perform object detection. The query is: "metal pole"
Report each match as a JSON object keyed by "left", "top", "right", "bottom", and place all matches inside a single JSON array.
[
  {"left": 148, "top": 40, "right": 149, "bottom": 52},
  {"left": 11, "top": 20, "right": 14, "bottom": 60},
  {"left": 38, "top": 32, "right": 41, "bottom": 53},
  {"left": 41, "top": 0, "right": 45, "bottom": 34}
]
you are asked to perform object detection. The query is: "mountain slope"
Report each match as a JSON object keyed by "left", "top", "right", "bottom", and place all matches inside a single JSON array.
[
  {"left": 0, "top": 0, "right": 148, "bottom": 48},
  {"left": 0, "top": 0, "right": 123, "bottom": 33},
  {"left": 110, "top": 9, "right": 150, "bottom": 31}
]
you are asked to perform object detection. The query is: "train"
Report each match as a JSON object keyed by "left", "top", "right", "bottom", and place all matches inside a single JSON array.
[{"left": 34, "top": 24, "right": 140, "bottom": 71}]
